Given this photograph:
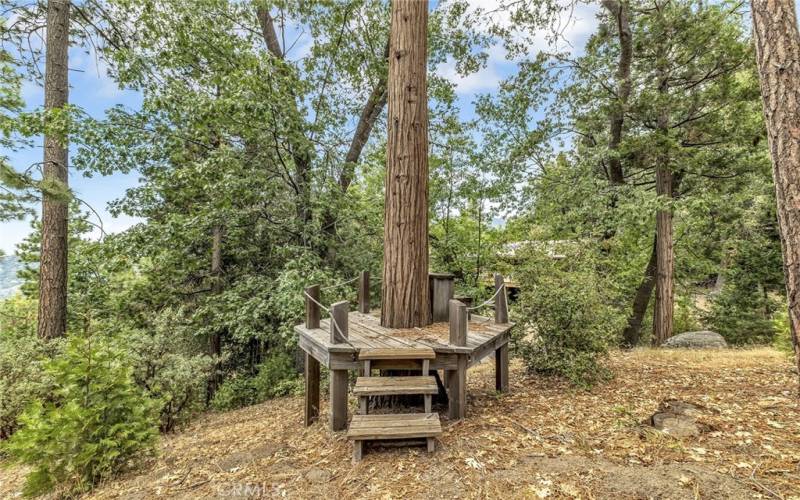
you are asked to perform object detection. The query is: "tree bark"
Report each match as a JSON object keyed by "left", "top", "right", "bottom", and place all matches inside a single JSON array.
[
  {"left": 38, "top": 0, "right": 70, "bottom": 340},
  {"left": 381, "top": 0, "right": 431, "bottom": 328},
  {"left": 751, "top": 0, "right": 800, "bottom": 377},
  {"left": 210, "top": 224, "right": 223, "bottom": 357},
  {"left": 602, "top": 0, "right": 632, "bottom": 185},
  {"left": 622, "top": 236, "right": 657, "bottom": 347}
]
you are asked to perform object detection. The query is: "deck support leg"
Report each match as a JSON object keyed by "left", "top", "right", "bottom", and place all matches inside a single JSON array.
[
  {"left": 427, "top": 437, "right": 435, "bottom": 453},
  {"left": 353, "top": 440, "right": 364, "bottom": 462},
  {"left": 304, "top": 353, "right": 320, "bottom": 426},
  {"left": 447, "top": 354, "right": 467, "bottom": 420},
  {"left": 359, "top": 396, "right": 368, "bottom": 415},
  {"left": 495, "top": 342, "right": 509, "bottom": 393},
  {"left": 330, "top": 369, "right": 348, "bottom": 431}
]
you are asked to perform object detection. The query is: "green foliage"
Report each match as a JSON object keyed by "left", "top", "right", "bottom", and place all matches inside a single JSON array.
[
  {"left": 514, "top": 246, "right": 627, "bottom": 387},
  {"left": 2, "top": 334, "right": 158, "bottom": 497},
  {"left": 211, "top": 353, "right": 302, "bottom": 411},
  {"left": 0, "top": 296, "right": 62, "bottom": 440},
  {"left": 772, "top": 309, "right": 794, "bottom": 355}
]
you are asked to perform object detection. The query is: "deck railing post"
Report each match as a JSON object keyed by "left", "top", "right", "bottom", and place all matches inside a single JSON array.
[
  {"left": 330, "top": 300, "right": 349, "bottom": 344},
  {"left": 494, "top": 273, "right": 509, "bottom": 324},
  {"left": 329, "top": 300, "right": 350, "bottom": 431},
  {"left": 305, "top": 285, "right": 321, "bottom": 329},
  {"left": 430, "top": 273, "right": 455, "bottom": 322},
  {"left": 448, "top": 299, "right": 467, "bottom": 346},
  {"left": 448, "top": 299, "right": 467, "bottom": 420},
  {"left": 358, "top": 271, "right": 370, "bottom": 314}
]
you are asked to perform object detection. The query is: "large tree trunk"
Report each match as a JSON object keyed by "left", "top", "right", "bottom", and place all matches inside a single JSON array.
[
  {"left": 751, "top": 0, "right": 800, "bottom": 377},
  {"left": 37, "top": 0, "right": 70, "bottom": 340},
  {"left": 652, "top": 58, "right": 674, "bottom": 346},
  {"left": 622, "top": 236, "right": 657, "bottom": 346},
  {"left": 381, "top": 0, "right": 430, "bottom": 328},
  {"left": 602, "top": 0, "right": 632, "bottom": 185}
]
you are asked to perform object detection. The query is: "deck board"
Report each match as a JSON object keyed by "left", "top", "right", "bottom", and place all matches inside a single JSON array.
[{"left": 295, "top": 311, "right": 513, "bottom": 369}]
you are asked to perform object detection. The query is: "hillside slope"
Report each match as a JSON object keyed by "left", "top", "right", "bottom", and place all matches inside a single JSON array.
[{"left": 2, "top": 349, "right": 798, "bottom": 499}]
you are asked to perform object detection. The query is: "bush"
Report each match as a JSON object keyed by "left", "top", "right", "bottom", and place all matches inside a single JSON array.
[
  {"left": 706, "top": 284, "right": 777, "bottom": 345},
  {"left": 211, "top": 352, "right": 302, "bottom": 410},
  {"left": 772, "top": 308, "right": 795, "bottom": 355},
  {"left": 0, "top": 295, "right": 62, "bottom": 439},
  {"left": 2, "top": 334, "right": 158, "bottom": 497},
  {"left": 125, "top": 310, "right": 216, "bottom": 432},
  {"left": 514, "top": 247, "right": 626, "bottom": 388}
]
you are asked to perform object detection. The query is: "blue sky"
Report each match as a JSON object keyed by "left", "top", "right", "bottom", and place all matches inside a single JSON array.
[{"left": 8, "top": 0, "right": 765, "bottom": 254}]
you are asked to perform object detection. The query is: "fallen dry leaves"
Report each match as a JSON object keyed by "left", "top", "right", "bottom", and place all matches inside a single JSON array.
[{"left": 1, "top": 348, "right": 798, "bottom": 499}]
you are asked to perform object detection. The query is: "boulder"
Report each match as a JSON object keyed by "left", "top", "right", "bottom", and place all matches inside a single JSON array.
[{"left": 662, "top": 331, "right": 727, "bottom": 349}]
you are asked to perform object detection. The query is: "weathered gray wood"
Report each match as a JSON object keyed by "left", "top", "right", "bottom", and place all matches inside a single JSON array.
[
  {"left": 447, "top": 354, "right": 467, "bottom": 420},
  {"left": 305, "top": 284, "right": 321, "bottom": 329},
  {"left": 424, "top": 394, "right": 432, "bottom": 413},
  {"left": 358, "top": 347, "right": 436, "bottom": 360},
  {"left": 359, "top": 396, "right": 368, "bottom": 415},
  {"left": 358, "top": 271, "right": 370, "bottom": 314},
  {"left": 449, "top": 299, "right": 467, "bottom": 347},
  {"left": 430, "top": 273, "right": 455, "bottom": 322},
  {"left": 363, "top": 359, "right": 371, "bottom": 376},
  {"left": 330, "top": 369, "right": 348, "bottom": 431},
  {"left": 455, "top": 296, "right": 473, "bottom": 320},
  {"left": 330, "top": 300, "right": 349, "bottom": 344},
  {"left": 304, "top": 353, "right": 320, "bottom": 426},
  {"left": 494, "top": 273, "right": 509, "bottom": 324},
  {"left": 353, "top": 440, "right": 364, "bottom": 462},
  {"left": 495, "top": 342, "right": 509, "bottom": 392},
  {"left": 427, "top": 437, "right": 435, "bottom": 453},
  {"left": 422, "top": 359, "right": 430, "bottom": 375}
]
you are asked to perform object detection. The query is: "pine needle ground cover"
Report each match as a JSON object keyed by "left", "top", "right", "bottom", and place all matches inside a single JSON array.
[{"left": 1, "top": 348, "right": 797, "bottom": 499}]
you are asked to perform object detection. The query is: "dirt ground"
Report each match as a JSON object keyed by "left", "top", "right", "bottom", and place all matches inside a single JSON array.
[{"left": 2, "top": 348, "right": 798, "bottom": 499}]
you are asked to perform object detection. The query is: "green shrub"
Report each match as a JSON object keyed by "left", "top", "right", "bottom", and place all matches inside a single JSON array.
[
  {"left": 2, "top": 334, "right": 158, "bottom": 497},
  {"left": 706, "top": 284, "right": 777, "bottom": 345},
  {"left": 772, "top": 308, "right": 795, "bottom": 355},
  {"left": 0, "top": 295, "right": 62, "bottom": 439},
  {"left": 125, "top": 311, "right": 216, "bottom": 432},
  {"left": 514, "top": 247, "right": 626, "bottom": 388},
  {"left": 211, "top": 352, "right": 302, "bottom": 410}
]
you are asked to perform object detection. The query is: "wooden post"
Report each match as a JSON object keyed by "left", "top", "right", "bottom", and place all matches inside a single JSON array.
[
  {"left": 330, "top": 301, "right": 349, "bottom": 344},
  {"left": 430, "top": 273, "right": 455, "bottom": 322},
  {"left": 358, "top": 271, "right": 370, "bottom": 313},
  {"left": 495, "top": 343, "right": 509, "bottom": 393},
  {"left": 330, "top": 369, "right": 348, "bottom": 432},
  {"left": 305, "top": 285, "right": 320, "bottom": 329},
  {"left": 448, "top": 299, "right": 467, "bottom": 420},
  {"left": 449, "top": 299, "right": 467, "bottom": 346},
  {"left": 455, "top": 296, "right": 473, "bottom": 320},
  {"left": 494, "top": 273, "right": 509, "bottom": 324},
  {"left": 304, "top": 353, "right": 320, "bottom": 426},
  {"left": 329, "top": 301, "right": 349, "bottom": 431}
]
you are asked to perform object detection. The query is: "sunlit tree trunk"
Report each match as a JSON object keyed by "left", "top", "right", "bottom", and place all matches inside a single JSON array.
[
  {"left": 381, "top": 0, "right": 431, "bottom": 328},
  {"left": 38, "top": 0, "right": 70, "bottom": 340},
  {"left": 653, "top": 63, "right": 674, "bottom": 346},
  {"left": 751, "top": 0, "right": 800, "bottom": 377}
]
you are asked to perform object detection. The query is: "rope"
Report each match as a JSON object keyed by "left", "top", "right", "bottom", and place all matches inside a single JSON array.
[
  {"left": 320, "top": 276, "right": 360, "bottom": 291},
  {"left": 467, "top": 283, "right": 506, "bottom": 311},
  {"left": 303, "top": 290, "right": 357, "bottom": 352}
]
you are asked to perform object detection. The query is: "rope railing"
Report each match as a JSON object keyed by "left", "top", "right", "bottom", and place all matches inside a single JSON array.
[
  {"left": 303, "top": 290, "right": 357, "bottom": 351},
  {"left": 467, "top": 282, "right": 506, "bottom": 311},
  {"left": 320, "top": 275, "right": 360, "bottom": 292}
]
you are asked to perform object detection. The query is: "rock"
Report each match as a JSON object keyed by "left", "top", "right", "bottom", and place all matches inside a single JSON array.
[
  {"left": 305, "top": 468, "right": 332, "bottom": 484},
  {"left": 649, "top": 400, "right": 707, "bottom": 438},
  {"left": 651, "top": 413, "right": 701, "bottom": 438},
  {"left": 662, "top": 331, "right": 727, "bottom": 349}
]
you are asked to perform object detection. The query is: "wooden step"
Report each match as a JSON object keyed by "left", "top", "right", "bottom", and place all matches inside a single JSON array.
[
  {"left": 358, "top": 347, "right": 436, "bottom": 361},
  {"left": 353, "top": 376, "right": 438, "bottom": 396},
  {"left": 348, "top": 413, "right": 442, "bottom": 461}
]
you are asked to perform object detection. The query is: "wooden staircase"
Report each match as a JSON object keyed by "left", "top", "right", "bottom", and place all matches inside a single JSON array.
[{"left": 347, "top": 348, "right": 443, "bottom": 461}]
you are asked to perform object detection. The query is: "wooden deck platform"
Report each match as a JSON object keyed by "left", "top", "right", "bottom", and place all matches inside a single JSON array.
[{"left": 295, "top": 311, "right": 514, "bottom": 430}]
